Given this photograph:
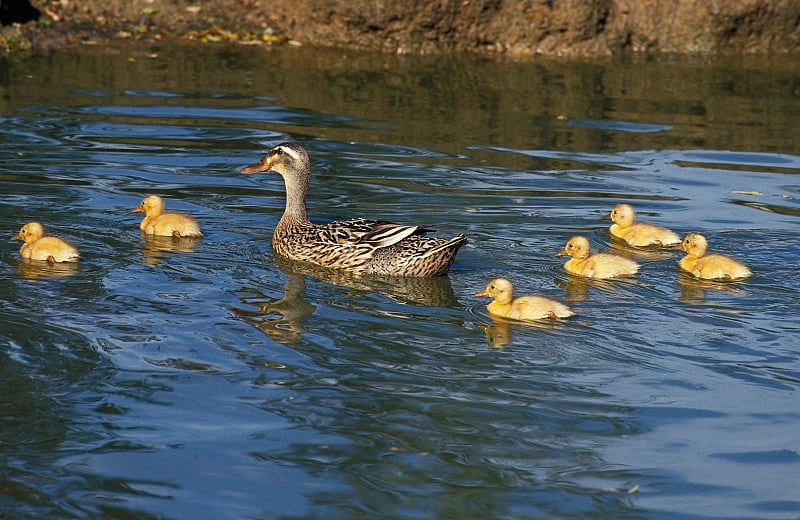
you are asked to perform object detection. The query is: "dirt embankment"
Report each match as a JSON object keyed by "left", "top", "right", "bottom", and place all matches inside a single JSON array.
[{"left": 2, "top": 0, "right": 799, "bottom": 56}]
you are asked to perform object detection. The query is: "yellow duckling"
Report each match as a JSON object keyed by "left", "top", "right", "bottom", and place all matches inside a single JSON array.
[
  {"left": 607, "top": 203, "right": 680, "bottom": 247},
  {"left": 133, "top": 195, "right": 202, "bottom": 238},
  {"left": 11, "top": 222, "right": 80, "bottom": 263},
  {"left": 556, "top": 235, "right": 639, "bottom": 279},
  {"left": 677, "top": 233, "right": 752, "bottom": 280},
  {"left": 475, "top": 277, "right": 574, "bottom": 320}
]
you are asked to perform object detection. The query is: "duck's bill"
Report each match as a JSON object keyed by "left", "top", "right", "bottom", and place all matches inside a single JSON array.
[
  {"left": 474, "top": 289, "right": 488, "bottom": 297},
  {"left": 555, "top": 250, "right": 568, "bottom": 257},
  {"left": 240, "top": 160, "right": 271, "bottom": 174},
  {"left": 10, "top": 233, "right": 21, "bottom": 241}
]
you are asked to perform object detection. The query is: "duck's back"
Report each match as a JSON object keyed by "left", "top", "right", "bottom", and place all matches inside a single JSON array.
[
  {"left": 273, "top": 217, "right": 467, "bottom": 276},
  {"left": 368, "top": 234, "right": 467, "bottom": 276},
  {"left": 23, "top": 236, "right": 80, "bottom": 262}
]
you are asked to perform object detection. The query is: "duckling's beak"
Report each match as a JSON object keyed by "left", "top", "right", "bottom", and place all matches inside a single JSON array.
[
  {"left": 132, "top": 206, "right": 144, "bottom": 213},
  {"left": 671, "top": 243, "right": 685, "bottom": 252},
  {"left": 600, "top": 212, "right": 612, "bottom": 221},
  {"left": 240, "top": 156, "right": 272, "bottom": 175},
  {"left": 10, "top": 232, "right": 22, "bottom": 241},
  {"left": 474, "top": 288, "right": 489, "bottom": 297},
  {"left": 555, "top": 249, "right": 568, "bottom": 257}
]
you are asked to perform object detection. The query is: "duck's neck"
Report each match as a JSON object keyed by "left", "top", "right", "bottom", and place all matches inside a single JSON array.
[{"left": 280, "top": 174, "right": 311, "bottom": 227}]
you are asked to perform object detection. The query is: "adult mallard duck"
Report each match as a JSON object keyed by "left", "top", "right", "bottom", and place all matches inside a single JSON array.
[
  {"left": 11, "top": 221, "right": 80, "bottom": 263},
  {"left": 677, "top": 233, "right": 752, "bottom": 280},
  {"left": 240, "top": 142, "right": 467, "bottom": 277},
  {"left": 605, "top": 203, "right": 680, "bottom": 247}
]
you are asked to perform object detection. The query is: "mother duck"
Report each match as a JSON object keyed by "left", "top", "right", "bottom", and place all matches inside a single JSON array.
[{"left": 241, "top": 143, "right": 467, "bottom": 276}]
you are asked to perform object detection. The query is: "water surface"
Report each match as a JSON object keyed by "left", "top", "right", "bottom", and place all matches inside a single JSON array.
[{"left": 1, "top": 44, "right": 799, "bottom": 518}]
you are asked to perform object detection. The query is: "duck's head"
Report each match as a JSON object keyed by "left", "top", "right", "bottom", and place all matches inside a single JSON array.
[
  {"left": 556, "top": 235, "right": 591, "bottom": 259},
  {"left": 475, "top": 277, "right": 514, "bottom": 304},
  {"left": 11, "top": 221, "right": 45, "bottom": 243},
  {"left": 241, "top": 142, "right": 311, "bottom": 180},
  {"left": 680, "top": 233, "right": 708, "bottom": 257},
  {"left": 609, "top": 203, "right": 635, "bottom": 226},
  {"left": 133, "top": 195, "right": 165, "bottom": 217}
]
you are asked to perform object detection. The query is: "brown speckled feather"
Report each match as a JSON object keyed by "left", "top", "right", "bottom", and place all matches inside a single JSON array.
[{"left": 242, "top": 143, "right": 467, "bottom": 276}]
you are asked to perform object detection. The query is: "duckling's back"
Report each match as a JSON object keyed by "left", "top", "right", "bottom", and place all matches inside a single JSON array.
[
  {"left": 613, "top": 222, "right": 680, "bottom": 247},
  {"left": 681, "top": 253, "right": 751, "bottom": 280},
  {"left": 568, "top": 253, "right": 639, "bottom": 279},
  {"left": 508, "top": 296, "right": 574, "bottom": 320},
  {"left": 22, "top": 236, "right": 80, "bottom": 263},
  {"left": 146, "top": 213, "right": 202, "bottom": 238}
]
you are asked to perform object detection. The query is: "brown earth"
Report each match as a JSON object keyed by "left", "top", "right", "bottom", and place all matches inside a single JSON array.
[{"left": 2, "top": 0, "right": 799, "bottom": 56}]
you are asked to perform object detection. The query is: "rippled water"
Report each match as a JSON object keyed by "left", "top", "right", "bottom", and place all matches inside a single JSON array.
[{"left": 1, "top": 45, "right": 799, "bottom": 518}]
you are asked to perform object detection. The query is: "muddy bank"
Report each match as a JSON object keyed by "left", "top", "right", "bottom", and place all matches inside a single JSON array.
[{"left": 3, "top": 0, "right": 799, "bottom": 56}]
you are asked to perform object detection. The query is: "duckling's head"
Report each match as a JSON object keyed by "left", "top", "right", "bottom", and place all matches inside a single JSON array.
[
  {"left": 11, "top": 221, "right": 45, "bottom": 243},
  {"left": 610, "top": 203, "right": 636, "bottom": 226},
  {"left": 475, "top": 277, "right": 514, "bottom": 304},
  {"left": 133, "top": 195, "right": 165, "bottom": 217},
  {"left": 556, "top": 235, "right": 591, "bottom": 259},
  {"left": 241, "top": 142, "right": 311, "bottom": 181},
  {"left": 681, "top": 233, "right": 708, "bottom": 257}
]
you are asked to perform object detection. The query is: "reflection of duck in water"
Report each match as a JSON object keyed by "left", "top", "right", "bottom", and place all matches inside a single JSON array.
[
  {"left": 475, "top": 277, "right": 573, "bottom": 321},
  {"left": 138, "top": 235, "right": 201, "bottom": 265},
  {"left": 240, "top": 142, "right": 466, "bottom": 276},
  {"left": 605, "top": 203, "right": 680, "bottom": 247},
  {"left": 677, "top": 272, "right": 746, "bottom": 302},
  {"left": 482, "top": 321, "right": 513, "bottom": 348},
  {"left": 234, "top": 274, "right": 316, "bottom": 345},
  {"left": 677, "top": 233, "right": 752, "bottom": 281},
  {"left": 556, "top": 236, "right": 639, "bottom": 279},
  {"left": 274, "top": 255, "right": 460, "bottom": 308},
  {"left": 15, "top": 258, "right": 81, "bottom": 279},
  {"left": 133, "top": 195, "right": 202, "bottom": 238},
  {"left": 11, "top": 221, "right": 80, "bottom": 264}
]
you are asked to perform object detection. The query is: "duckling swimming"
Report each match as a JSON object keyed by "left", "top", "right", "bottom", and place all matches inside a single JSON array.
[
  {"left": 677, "top": 233, "right": 752, "bottom": 280},
  {"left": 133, "top": 195, "right": 202, "bottom": 238},
  {"left": 11, "top": 221, "right": 80, "bottom": 263},
  {"left": 556, "top": 235, "right": 640, "bottom": 279},
  {"left": 607, "top": 203, "right": 680, "bottom": 247},
  {"left": 475, "top": 277, "right": 574, "bottom": 320}
]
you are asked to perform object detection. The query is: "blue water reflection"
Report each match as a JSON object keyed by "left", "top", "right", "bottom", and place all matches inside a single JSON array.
[{"left": 1, "top": 46, "right": 799, "bottom": 519}]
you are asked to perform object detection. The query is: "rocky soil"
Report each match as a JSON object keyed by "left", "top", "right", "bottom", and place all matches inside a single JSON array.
[{"left": 1, "top": 0, "right": 799, "bottom": 56}]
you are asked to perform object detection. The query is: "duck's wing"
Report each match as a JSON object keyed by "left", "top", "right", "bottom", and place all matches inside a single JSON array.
[{"left": 315, "top": 218, "right": 424, "bottom": 249}]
